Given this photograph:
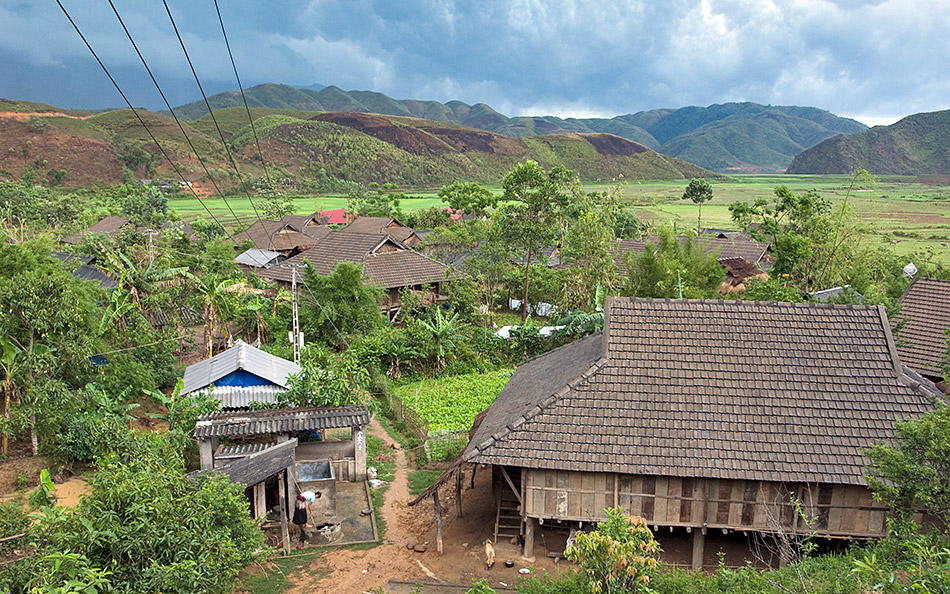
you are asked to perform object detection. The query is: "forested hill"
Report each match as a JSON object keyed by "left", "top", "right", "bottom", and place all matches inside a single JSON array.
[
  {"left": 0, "top": 100, "right": 715, "bottom": 188},
  {"left": 169, "top": 84, "right": 867, "bottom": 173},
  {"left": 786, "top": 109, "right": 950, "bottom": 175}
]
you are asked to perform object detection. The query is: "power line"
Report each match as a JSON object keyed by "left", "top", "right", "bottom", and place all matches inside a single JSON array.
[
  {"left": 213, "top": 0, "right": 272, "bottom": 189},
  {"left": 107, "top": 0, "right": 247, "bottom": 233},
  {"left": 54, "top": 0, "right": 238, "bottom": 249},
  {"left": 160, "top": 0, "right": 266, "bottom": 234}
]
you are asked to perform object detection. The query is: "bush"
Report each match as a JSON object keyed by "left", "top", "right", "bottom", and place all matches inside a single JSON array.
[
  {"left": 0, "top": 501, "right": 29, "bottom": 553},
  {"left": 566, "top": 508, "right": 660, "bottom": 594},
  {"left": 3, "top": 431, "right": 264, "bottom": 594}
]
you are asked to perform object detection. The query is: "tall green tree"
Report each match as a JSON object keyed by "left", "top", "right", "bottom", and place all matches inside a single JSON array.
[
  {"left": 681, "top": 178, "right": 714, "bottom": 232},
  {"left": 438, "top": 181, "right": 497, "bottom": 225},
  {"left": 730, "top": 183, "right": 871, "bottom": 292},
  {"left": 497, "top": 161, "right": 574, "bottom": 321},
  {"left": 300, "top": 261, "right": 384, "bottom": 349},
  {"left": 561, "top": 189, "right": 620, "bottom": 311},
  {"left": 621, "top": 226, "right": 724, "bottom": 299},
  {"left": 348, "top": 182, "right": 405, "bottom": 219},
  {"left": 120, "top": 185, "right": 168, "bottom": 227},
  {"left": 255, "top": 184, "right": 296, "bottom": 219},
  {"left": 0, "top": 239, "right": 99, "bottom": 454},
  {"left": 866, "top": 403, "right": 950, "bottom": 526}
]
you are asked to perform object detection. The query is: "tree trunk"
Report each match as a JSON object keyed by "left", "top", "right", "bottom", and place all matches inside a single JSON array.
[
  {"left": 204, "top": 303, "right": 214, "bottom": 359},
  {"left": 2, "top": 380, "right": 9, "bottom": 458},
  {"left": 29, "top": 413, "right": 37, "bottom": 456},
  {"left": 521, "top": 250, "right": 531, "bottom": 323}
]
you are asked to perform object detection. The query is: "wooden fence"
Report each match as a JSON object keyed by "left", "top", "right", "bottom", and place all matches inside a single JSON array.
[
  {"left": 375, "top": 390, "right": 471, "bottom": 462},
  {"left": 377, "top": 389, "right": 430, "bottom": 441}
]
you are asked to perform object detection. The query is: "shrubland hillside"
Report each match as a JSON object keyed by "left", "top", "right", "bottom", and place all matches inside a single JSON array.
[
  {"left": 0, "top": 102, "right": 231, "bottom": 187},
  {"left": 787, "top": 109, "right": 950, "bottom": 175},
  {"left": 0, "top": 100, "right": 715, "bottom": 188}
]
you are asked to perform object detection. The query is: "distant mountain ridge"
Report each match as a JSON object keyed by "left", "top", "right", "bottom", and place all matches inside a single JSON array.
[
  {"left": 787, "top": 109, "right": 950, "bottom": 175},
  {"left": 169, "top": 84, "right": 868, "bottom": 172}
]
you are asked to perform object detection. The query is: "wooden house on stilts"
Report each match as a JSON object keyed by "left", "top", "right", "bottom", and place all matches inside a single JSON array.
[{"left": 458, "top": 297, "right": 939, "bottom": 568}]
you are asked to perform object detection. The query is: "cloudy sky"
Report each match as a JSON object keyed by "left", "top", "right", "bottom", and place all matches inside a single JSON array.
[{"left": 2, "top": 0, "right": 948, "bottom": 126}]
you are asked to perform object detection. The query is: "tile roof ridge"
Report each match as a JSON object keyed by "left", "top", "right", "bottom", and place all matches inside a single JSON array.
[{"left": 876, "top": 304, "right": 903, "bottom": 377}]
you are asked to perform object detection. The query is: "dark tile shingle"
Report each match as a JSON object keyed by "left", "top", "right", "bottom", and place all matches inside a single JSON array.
[
  {"left": 466, "top": 298, "right": 937, "bottom": 486},
  {"left": 895, "top": 277, "right": 950, "bottom": 378}
]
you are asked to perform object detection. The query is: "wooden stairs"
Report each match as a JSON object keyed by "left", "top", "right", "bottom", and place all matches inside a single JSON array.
[{"left": 493, "top": 467, "right": 523, "bottom": 545}]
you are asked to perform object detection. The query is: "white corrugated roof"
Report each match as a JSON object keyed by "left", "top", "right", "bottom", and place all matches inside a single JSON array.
[
  {"left": 181, "top": 340, "right": 301, "bottom": 395},
  {"left": 235, "top": 248, "right": 281, "bottom": 268},
  {"left": 194, "top": 385, "right": 286, "bottom": 408}
]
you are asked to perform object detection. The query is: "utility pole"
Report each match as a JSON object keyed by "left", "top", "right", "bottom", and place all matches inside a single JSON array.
[
  {"left": 291, "top": 266, "right": 300, "bottom": 365},
  {"left": 145, "top": 228, "right": 159, "bottom": 264},
  {"left": 281, "top": 264, "right": 305, "bottom": 365}
]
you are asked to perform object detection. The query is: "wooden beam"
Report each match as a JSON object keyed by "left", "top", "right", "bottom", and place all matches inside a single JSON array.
[
  {"left": 692, "top": 478, "right": 708, "bottom": 571},
  {"left": 523, "top": 517, "right": 535, "bottom": 560},
  {"left": 278, "top": 470, "right": 290, "bottom": 555},
  {"left": 691, "top": 529, "right": 705, "bottom": 571},
  {"left": 253, "top": 483, "right": 266, "bottom": 520},
  {"left": 434, "top": 491, "right": 444, "bottom": 555},
  {"left": 455, "top": 469, "right": 463, "bottom": 518},
  {"left": 499, "top": 466, "right": 522, "bottom": 506}
]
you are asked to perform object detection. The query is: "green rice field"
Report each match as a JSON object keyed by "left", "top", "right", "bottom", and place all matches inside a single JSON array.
[{"left": 168, "top": 174, "right": 950, "bottom": 265}]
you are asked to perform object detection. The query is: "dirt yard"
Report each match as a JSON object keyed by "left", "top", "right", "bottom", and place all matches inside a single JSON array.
[
  {"left": 266, "top": 418, "right": 783, "bottom": 593},
  {"left": 279, "top": 419, "right": 567, "bottom": 593}
]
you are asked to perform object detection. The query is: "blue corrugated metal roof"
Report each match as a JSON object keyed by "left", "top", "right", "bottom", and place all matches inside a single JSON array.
[{"left": 181, "top": 340, "right": 300, "bottom": 396}]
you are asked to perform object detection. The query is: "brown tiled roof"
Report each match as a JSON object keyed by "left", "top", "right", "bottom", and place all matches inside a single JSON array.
[
  {"left": 718, "top": 257, "right": 763, "bottom": 280},
  {"left": 613, "top": 236, "right": 769, "bottom": 276},
  {"left": 62, "top": 216, "right": 132, "bottom": 244},
  {"left": 231, "top": 220, "right": 325, "bottom": 253},
  {"left": 258, "top": 231, "right": 461, "bottom": 289},
  {"left": 342, "top": 217, "right": 419, "bottom": 244},
  {"left": 465, "top": 298, "right": 937, "bottom": 486},
  {"left": 281, "top": 212, "right": 329, "bottom": 229},
  {"left": 896, "top": 277, "right": 950, "bottom": 378}
]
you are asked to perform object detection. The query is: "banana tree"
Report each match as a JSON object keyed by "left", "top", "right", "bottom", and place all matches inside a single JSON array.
[
  {"left": 0, "top": 335, "right": 23, "bottom": 457},
  {"left": 1, "top": 335, "right": 49, "bottom": 457},
  {"left": 417, "top": 308, "right": 467, "bottom": 369}
]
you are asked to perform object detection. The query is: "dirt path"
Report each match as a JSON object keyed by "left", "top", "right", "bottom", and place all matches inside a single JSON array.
[
  {"left": 0, "top": 111, "right": 94, "bottom": 120},
  {"left": 283, "top": 418, "right": 563, "bottom": 593}
]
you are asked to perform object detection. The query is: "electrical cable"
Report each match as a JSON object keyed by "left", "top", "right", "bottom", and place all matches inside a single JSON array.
[
  {"left": 213, "top": 0, "right": 273, "bottom": 189},
  {"left": 54, "top": 0, "right": 239, "bottom": 248},
  {"left": 160, "top": 0, "right": 266, "bottom": 234},
  {"left": 107, "top": 0, "right": 248, "bottom": 235}
]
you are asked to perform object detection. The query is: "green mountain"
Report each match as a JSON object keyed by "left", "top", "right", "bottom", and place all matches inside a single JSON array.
[
  {"left": 171, "top": 86, "right": 866, "bottom": 172},
  {"left": 786, "top": 110, "right": 950, "bottom": 175}
]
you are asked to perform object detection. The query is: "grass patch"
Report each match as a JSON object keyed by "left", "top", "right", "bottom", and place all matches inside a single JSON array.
[
  {"left": 366, "top": 433, "right": 395, "bottom": 482},
  {"left": 369, "top": 483, "right": 387, "bottom": 539},
  {"left": 234, "top": 548, "right": 326, "bottom": 594},
  {"left": 407, "top": 469, "right": 443, "bottom": 496},
  {"left": 373, "top": 413, "right": 413, "bottom": 452}
]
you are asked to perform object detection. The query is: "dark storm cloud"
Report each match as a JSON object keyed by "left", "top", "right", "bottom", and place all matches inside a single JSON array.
[{"left": 1, "top": 0, "right": 947, "bottom": 124}]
